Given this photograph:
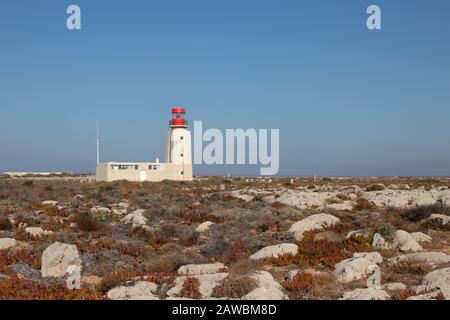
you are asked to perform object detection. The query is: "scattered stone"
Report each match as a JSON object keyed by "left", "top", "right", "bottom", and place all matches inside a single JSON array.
[
  {"left": 346, "top": 229, "right": 372, "bottom": 239},
  {"left": 406, "top": 290, "right": 443, "bottom": 300},
  {"left": 410, "top": 232, "right": 432, "bottom": 243},
  {"left": 41, "top": 242, "right": 82, "bottom": 278},
  {"left": 25, "top": 227, "right": 54, "bottom": 237},
  {"left": 334, "top": 252, "right": 383, "bottom": 283},
  {"left": 420, "top": 267, "right": 450, "bottom": 298},
  {"left": 178, "top": 263, "right": 226, "bottom": 276},
  {"left": 42, "top": 200, "right": 58, "bottom": 206},
  {"left": 91, "top": 206, "right": 111, "bottom": 214},
  {"left": 242, "top": 271, "right": 288, "bottom": 300},
  {"left": 382, "top": 282, "right": 407, "bottom": 291},
  {"left": 166, "top": 273, "right": 228, "bottom": 298},
  {"left": 74, "top": 195, "right": 87, "bottom": 200},
  {"left": 195, "top": 221, "right": 215, "bottom": 233},
  {"left": 289, "top": 214, "right": 340, "bottom": 241},
  {"left": 121, "top": 209, "right": 150, "bottom": 231},
  {"left": 286, "top": 268, "right": 328, "bottom": 282},
  {"left": 391, "top": 230, "right": 422, "bottom": 252},
  {"left": 372, "top": 233, "right": 388, "bottom": 249},
  {"left": 388, "top": 252, "right": 450, "bottom": 266},
  {"left": 340, "top": 288, "right": 390, "bottom": 300},
  {"left": 249, "top": 243, "right": 299, "bottom": 260},
  {"left": 0, "top": 238, "right": 18, "bottom": 250},
  {"left": 107, "top": 281, "right": 159, "bottom": 300},
  {"left": 428, "top": 214, "right": 450, "bottom": 226}
]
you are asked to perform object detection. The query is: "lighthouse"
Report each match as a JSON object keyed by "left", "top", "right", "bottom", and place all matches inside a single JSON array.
[
  {"left": 166, "top": 107, "right": 192, "bottom": 180},
  {"left": 96, "top": 107, "right": 193, "bottom": 182}
]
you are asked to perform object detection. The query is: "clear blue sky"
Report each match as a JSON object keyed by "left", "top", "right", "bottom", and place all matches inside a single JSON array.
[{"left": 1, "top": 0, "right": 449, "bottom": 176}]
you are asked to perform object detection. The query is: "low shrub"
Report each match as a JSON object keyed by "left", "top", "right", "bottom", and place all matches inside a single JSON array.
[
  {"left": 179, "top": 277, "right": 202, "bottom": 299},
  {"left": 212, "top": 274, "right": 257, "bottom": 298},
  {"left": 354, "top": 198, "right": 377, "bottom": 211},
  {"left": 0, "top": 216, "right": 13, "bottom": 230},
  {"left": 404, "top": 203, "right": 450, "bottom": 222},
  {"left": 75, "top": 212, "right": 106, "bottom": 232}
]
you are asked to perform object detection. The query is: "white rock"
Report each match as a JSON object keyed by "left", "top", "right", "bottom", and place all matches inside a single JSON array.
[
  {"left": 392, "top": 230, "right": 422, "bottom": 252},
  {"left": 107, "top": 281, "right": 159, "bottom": 300},
  {"left": 325, "top": 202, "right": 353, "bottom": 211},
  {"left": 428, "top": 214, "right": 449, "bottom": 226},
  {"left": 178, "top": 263, "right": 226, "bottom": 276},
  {"left": 346, "top": 229, "right": 372, "bottom": 239},
  {"left": 341, "top": 288, "right": 390, "bottom": 300},
  {"left": 372, "top": 233, "right": 388, "bottom": 249},
  {"left": 74, "top": 195, "right": 87, "bottom": 200},
  {"left": 91, "top": 206, "right": 111, "bottom": 214},
  {"left": 334, "top": 252, "right": 383, "bottom": 283},
  {"left": 41, "top": 242, "right": 81, "bottom": 278},
  {"left": 406, "top": 290, "right": 443, "bottom": 300},
  {"left": 250, "top": 243, "right": 298, "bottom": 260},
  {"left": 242, "top": 271, "right": 288, "bottom": 300},
  {"left": 166, "top": 273, "right": 228, "bottom": 298},
  {"left": 0, "top": 238, "right": 18, "bottom": 250},
  {"left": 410, "top": 232, "right": 432, "bottom": 243},
  {"left": 42, "top": 200, "right": 58, "bottom": 206},
  {"left": 388, "top": 252, "right": 450, "bottom": 266},
  {"left": 421, "top": 267, "right": 450, "bottom": 299},
  {"left": 382, "top": 282, "right": 407, "bottom": 291},
  {"left": 288, "top": 214, "right": 340, "bottom": 241},
  {"left": 195, "top": 221, "right": 214, "bottom": 233},
  {"left": 25, "top": 227, "right": 54, "bottom": 237},
  {"left": 121, "top": 209, "right": 149, "bottom": 231}
]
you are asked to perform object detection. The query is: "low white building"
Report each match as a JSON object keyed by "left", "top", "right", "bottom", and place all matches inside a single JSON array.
[{"left": 96, "top": 107, "right": 193, "bottom": 182}]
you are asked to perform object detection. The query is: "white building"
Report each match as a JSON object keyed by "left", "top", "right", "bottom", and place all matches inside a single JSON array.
[{"left": 96, "top": 107, "right": 193, "bottom": 182}]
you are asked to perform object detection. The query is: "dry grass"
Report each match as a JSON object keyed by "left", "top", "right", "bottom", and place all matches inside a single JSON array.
[{"left": 212, "top": 274, "right": 257, "bottom": 298}]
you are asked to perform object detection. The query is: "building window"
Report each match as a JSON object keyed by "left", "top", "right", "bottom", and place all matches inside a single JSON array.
[
  {"left": 149, "top": 165, "right": 161, "bottom": 171},
  {"left": 181, "top": 154, "right": 183, "bottom": 157},
  {"left": 180, "top": 136, "right": 183, "bottom": 140},
  {"left": 111, "top": 164, "right": 138, "bottom": 170},
  {"left": 181, "top": 171, "right": 184, "bottom": 175}
]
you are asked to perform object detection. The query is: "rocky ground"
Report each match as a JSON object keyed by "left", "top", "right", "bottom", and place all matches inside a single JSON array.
[{"left": 1, "top": 176, "right": 450, "bottom": 300}]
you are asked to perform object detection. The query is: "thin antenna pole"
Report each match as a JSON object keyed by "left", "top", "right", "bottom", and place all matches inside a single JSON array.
[{"left": 96, "top": 120, "right": 99, "bottom": 165}]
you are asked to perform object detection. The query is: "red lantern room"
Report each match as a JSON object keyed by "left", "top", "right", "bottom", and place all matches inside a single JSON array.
[{"left": 170, "top": 107, "right": 188, "bottom": 128}]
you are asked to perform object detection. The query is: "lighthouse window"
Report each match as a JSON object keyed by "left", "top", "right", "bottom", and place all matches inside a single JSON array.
[
  {"left": 181, "top": 154, "right": 183, "bottom": 157},
  {"left": 180, "top": 137, "right": 183, "bottom": 140},
  {"left": 181, "top": 171, "right": 184, "bottom": 175}
]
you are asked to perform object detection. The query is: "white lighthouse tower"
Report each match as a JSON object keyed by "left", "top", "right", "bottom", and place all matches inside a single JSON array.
[
  {"left": 166, "top": 107, "right": 192, "bottom": 181},
  {"left": 96, "top": 107, "right": 193, "bottom": 182}
]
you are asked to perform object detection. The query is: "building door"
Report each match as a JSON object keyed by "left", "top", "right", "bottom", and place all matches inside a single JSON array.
[{"left": 139, "top": 170, "right": 147, "bottom": 182}]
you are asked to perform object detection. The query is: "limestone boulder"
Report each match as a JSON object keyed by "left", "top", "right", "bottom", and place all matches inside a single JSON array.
[
  {"left": 0, "top": 238, "right": 18, "bottom": 250},
  {"left": 107, "top": 281, "right": 159, "bottom": 300},
  {"left": 340, "top": 288, "right": 390, "bottom": 300},
  {"left": 195, "top": 221, "right": 214, "bottom": 233},
  {"left": 334, "top": 252, "right": 383, "bottom": 283},
  {"left": 242, "top": 271, "right": 288, "bottom": 300},
  {"left": 178, "top": 263, "right": 226, "bottom": 276},
  {"left": 250, "top": 243, "right": 298, "bottom": 260},
  {"left": 25, "top": 227, "right": 54, "bottom": 237},
  {"left": 288, "top": 214, "right": 340, "bottom": 241},
  {"left": 410, "top": 232, "right": 432, "bottom": 243},
  {"left": 166, "top": 273, "right": 228, "bottom": 298},
  {"left": 41, "top": 242, "right": 81, "bottom": 278},
  {"left": 388, "top": 252, "right": 450, "bottom": 267},
  {"left": 392, "top": 230, "right": 422, "bottom": 252},
  {"left": 420, "top": 267, "right": 450, "bottom": 299}
]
